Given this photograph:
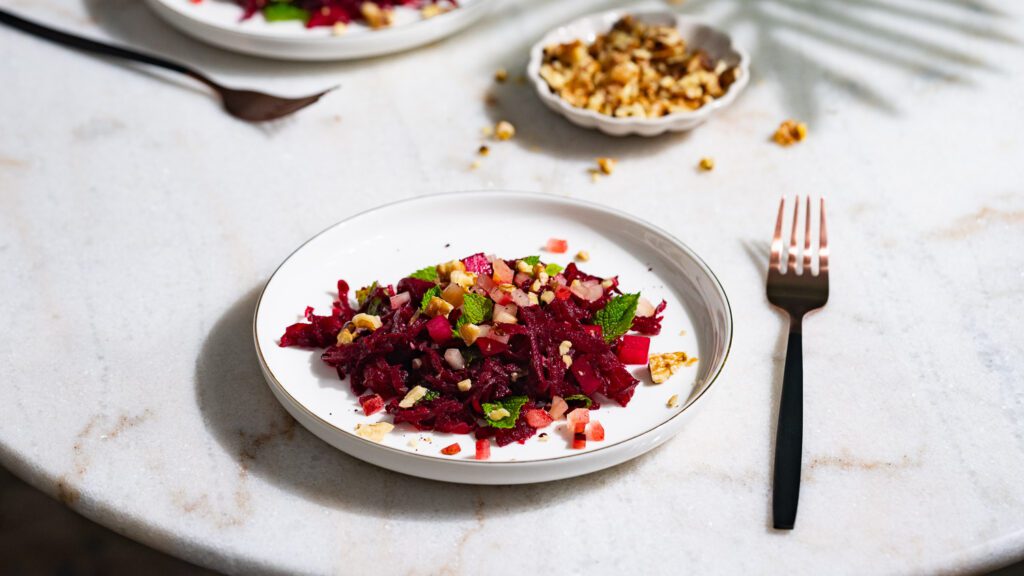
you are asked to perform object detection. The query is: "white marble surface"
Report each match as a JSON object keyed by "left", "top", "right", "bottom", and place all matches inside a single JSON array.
[{"left": 1, "top": 0, "right": 1022, "bottom": 574}]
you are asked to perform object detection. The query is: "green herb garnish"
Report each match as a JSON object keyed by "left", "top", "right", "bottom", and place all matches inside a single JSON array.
[
  {"left": 421, "top": 390, "right": 441, "bottom": 403},
  {"left": 409, "top": 265, "right": 439, "bottom": 282},
  {"left": 545, "top": 263, "right": 563, "bottom": 276},
  {"left": 457, "top": 293, "right": 493, "bottom": 328},
  {"left": 262, "top": 3, "right": 310, "bottom": 23},
  {"left": 522, "top": 255, "right": 541, "bottom": 266},
  {"left": 563, "top": 394, "right": 593, "bottom": 408},
  {"left": 594, "top": 292, "right": 640, "bottom": 343},
  {"left": 482, "top": 396, "right": 529, "bottom": 428},
  {"left": 420, "top": 286, "right": 441, "bottom": 311}
]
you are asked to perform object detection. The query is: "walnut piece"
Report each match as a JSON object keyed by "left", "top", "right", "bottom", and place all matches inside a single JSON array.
[
  {"left": 773, "top": 120, "right": 808, "bottom": 146},
  {"left": 649, "top": 351, "right": 689, "bottom": 384}
]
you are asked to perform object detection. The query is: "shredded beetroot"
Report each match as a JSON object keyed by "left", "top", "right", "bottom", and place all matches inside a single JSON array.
[{"left": 279, "top": 254, "right": 667, "bottom": 449}]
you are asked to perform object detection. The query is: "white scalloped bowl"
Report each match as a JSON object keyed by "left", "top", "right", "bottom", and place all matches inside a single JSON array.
[{"left": 527, "top": 10, "right": 750, "bottom": 137}]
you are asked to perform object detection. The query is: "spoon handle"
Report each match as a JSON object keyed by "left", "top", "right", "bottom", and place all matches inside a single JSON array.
[{"left": 0, "top": 8, "right": 213, "bottom": 85}]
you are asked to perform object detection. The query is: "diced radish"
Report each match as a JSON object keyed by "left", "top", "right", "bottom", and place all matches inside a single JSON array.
[
  {"left": 426, "top": 315, "right": 453, "bottom": 344},
  {"left": 555, "top": 286, "right": 572, "bottom": 301},
  {"left": 441, "top": 443, "right": 461, "bottom": 455},
  {"left": 493, "top": 303, "right": 518, "bottom": 324},
  {"left": 475, "top": 439, "right": 491, "bottom": 460},
  {"left": 549, "top": 396, "right": 569, "bottom": 420},
  {"left": 492, "top": 259, "right": 514, "bottom": 284},
  {"left": 486, "top": 327, "right": 510, "bottom": 344},
  {"left": 583, "top": 325, "right": 603, "bottom": 339},
  {"left": 489, "top": 287, "right": 513, "bottom": 305},
  {"left": 389, "top": 291, "right": 411, "bottom": 310},
  {"left": 587, "top": 421, "right": 605, "bottom": 441},
  {"left": 570, "top": 282, "right": 603, "bottom": 302},
  {"left": 514, "top": 272, "right": 532, "bottom": 286},
  {"left": 476, "top": 337, "right": 508, "bottom": 357},
  {"left": 616, "top": 334, "right": 650, "bottom": 365},
  {"left": 462, "top": 253, "right": 492, "bottom": 276},
  {"left": 510, "top": 288, "right": 531, "bottom": 307},
  {"left": 358, "top": 394, "right": 384, "bottom": 416},
  {"left": 524, "top": 409, "right": 554, "bottom": 428},
  {"left": 546, "top": 238, "right": 569, "bottom": 253},
  {"left": 570, "top": 356, "right": 601, "bottom": 395},
  {"left": 477, "top": 273, "right": 496, "bottom": 292},
  {"left": 551, "top": 274, "right": 567, "bottom": 287},
  {"left": 444, "top": 348, "right": 465, "bottom": 370},
  {"left": 636, "top": 297, "right": 656, "bottom": 317},
  {"left": 567, "top": 408, "right": 590, "bottom": 426}
]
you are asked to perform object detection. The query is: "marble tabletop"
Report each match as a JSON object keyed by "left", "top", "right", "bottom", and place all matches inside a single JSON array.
[{"left": 2, "top": 0, "right": 1023, "bottom": 574}]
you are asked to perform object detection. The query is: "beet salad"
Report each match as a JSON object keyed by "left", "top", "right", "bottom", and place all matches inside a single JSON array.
[{"left": 279, "top": 250, "right": 668, "bottom": 459}]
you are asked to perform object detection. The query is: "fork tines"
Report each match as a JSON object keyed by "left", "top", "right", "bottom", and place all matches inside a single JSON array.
[{"left": 770, "top": 197, "right": 828, "bottom": 277}]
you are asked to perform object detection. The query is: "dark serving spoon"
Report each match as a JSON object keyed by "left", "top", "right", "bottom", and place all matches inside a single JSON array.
[{"left": 0, "top": 7, "right": 335, "bottom": 122}]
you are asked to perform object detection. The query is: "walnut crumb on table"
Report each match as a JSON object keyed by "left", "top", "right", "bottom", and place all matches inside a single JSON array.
[
  {"left": 596, "top": 157, "right": 617, "bottom": 175},
  {"left": 667, "top": 394, "right": 680, "bottom": 408},
  {"left": 773, "top": 120, "right": 808, "bottom": 146},
  {"left": 699, "top": 157, "right": 715, "bottom": 171},
  {"left": 575, "top": 250, "right": 590, "bottom": 262},
  {"left": 494, "top": 68, "right": 508, "bottom": 83},
  {"left": 495, "top": 120, "right": 516, "bottom": 141},
  {"left": 478, "top": 145, "right": 490, "bottom": 156}
]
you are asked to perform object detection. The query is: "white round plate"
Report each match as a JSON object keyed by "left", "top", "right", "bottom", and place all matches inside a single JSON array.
[
  {"left": 253, "top": 192, "right": 732, "bottom": 484},
  {"left": 527, "top": 9, "right": 750, "bottom": 137},
  {"left": 145, "top": 0, "right": 496, "bottom": 61}
]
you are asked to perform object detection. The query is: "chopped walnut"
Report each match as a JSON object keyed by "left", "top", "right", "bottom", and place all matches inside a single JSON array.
[
  {"left": 666, "top": 394, "right": 680, "bottom": 408},
  {"left": 596, "top": 157, "right": 617, "bottom": 175},
  {"left": 420, "top": 4, "right": 443, "bottom": 18},
  {"left": 457, "top": 378, "right": 473, "bottom": 392},
  {"left": 360, "top": 2, "right": 393, "bottom": 28},
  {"left": 575, "top": 250, "right": 590, "bottom": 262},
  {"left": 458, "top": 323, "right": 481, "bottom": 345},
  {"left": 355, "top": 422, "right": 394, "bottom": 442},
  {"left": 436, "top": 259, "right": 466, "bottom": 281},
  {"left": 649, "top": 351, "right": 689, "bottom": 384},
  {"left": 478, "top": 145, "right": 490, "bottom": 156},
  {"left": 351, "top": 313, "right": 383, "bottom": 331},
  {"left": 399, "top": 385, "right": 429, "bottom": 408},
  {"left": 495, "top": 120, "right": 516, "bottom": 141},
  {"left": 425, "top": 296, "right": 454, "bottom": 318},
  {"left": 773, "top": 120, "right": 808, "bottom": 146},
  {"left": 539, "top": 16, "right": 739, "bottom": 119},
  {"left": 494, "top": 68, "right": 509, "bottom": 83},
  {"left": 699, "top": 157, "right": 715, "bottom": 171}
]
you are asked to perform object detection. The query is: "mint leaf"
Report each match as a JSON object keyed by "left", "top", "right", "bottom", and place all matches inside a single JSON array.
[
  {"left": 545, "top": 263, "right": 563, "bottom": 276},
  {"left": 482, "top": 396, "right": 530, "bottom": 429},
  {"left": 522, "top": 255, "right": 541, "bottom": 266},
  {"left": 263, "top": 3, "right": 310, "bottom": 22},
  {"left": 594, "top": 292, "right": 640, "bottom": 343},
  {"left": 563, "top": 394, "right": 593, "bottom": 408},
  {"left": 420, "top": 286, "right": 441, "bottom": 311},
  {"left": 421, "top": 390, "right": 440, "bottom": 402},
  {"left": 409, "top": 266, "right": 439, "bottom": 282},
  {"left": 457, "top": 293, "right": 493, "bottom": 328}
]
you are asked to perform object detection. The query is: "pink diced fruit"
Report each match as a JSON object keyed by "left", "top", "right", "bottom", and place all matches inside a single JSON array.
[
  {"left": 546, "top": 238, "right": 569, "bottom": 254},
  {"left": 524, "top": 409, "right": 553, "bottom": 428}
]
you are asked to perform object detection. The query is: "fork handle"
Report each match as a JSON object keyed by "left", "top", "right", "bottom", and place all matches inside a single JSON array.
[
  {"left": 773, "top": 329, "right": 803, "bottom": 530},
  {"left": 0, "top": 8, "right": 214, "bottom": 87}
]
